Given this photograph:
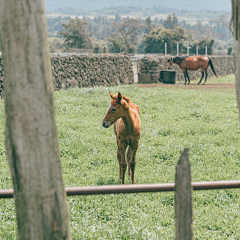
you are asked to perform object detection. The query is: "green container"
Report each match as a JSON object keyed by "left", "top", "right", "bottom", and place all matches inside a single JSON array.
[{"left": 160, "top": 70, "right": 176, "bottom": 84}]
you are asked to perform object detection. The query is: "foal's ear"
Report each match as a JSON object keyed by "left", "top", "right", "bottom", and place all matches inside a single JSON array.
[
  {"left": 117, "top": 92, "right": 122, "bottom": 104},
  {"left": 109, "top": 91, "right": 114, "bottom": 99}
]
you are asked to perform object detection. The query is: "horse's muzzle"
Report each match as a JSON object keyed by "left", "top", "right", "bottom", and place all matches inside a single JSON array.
[{"left": 102, "top": 120, "right": 110, "bottom": 128}]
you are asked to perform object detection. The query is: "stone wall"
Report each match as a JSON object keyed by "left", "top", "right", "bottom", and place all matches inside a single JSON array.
[
  {"left": 138, "top": 55, "right": 235, "bottom": 83},
  {"left": 0, "top": 54, "right": 134, "bottom": 98}
]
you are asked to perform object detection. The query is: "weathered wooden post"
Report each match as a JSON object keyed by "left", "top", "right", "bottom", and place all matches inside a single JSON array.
[
  {"left": 175, "top": 148, "right": 193, "bottom": 240},
  {"left": 0, "top": 0, "right": 71, "bottom": 239},
  {"left": 232, "top": 0, "right": 240, "bottom": 121}
]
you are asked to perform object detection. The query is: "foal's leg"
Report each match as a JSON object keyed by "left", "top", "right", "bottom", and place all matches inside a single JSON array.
[
  {"left": 127, "top": 146, "right": 133, "bottom": 178},
  {"left": 130, "top": 141, "right": 139, "bottom": 184},
  {"left": 118, "top": 141, "right": 127, "bottom": 184},
  {"left": 117, "top": 147, "right": 122, "bottom": 179},
  {"left": 198, "top": 71, "right": 204, "bottom": 85}
]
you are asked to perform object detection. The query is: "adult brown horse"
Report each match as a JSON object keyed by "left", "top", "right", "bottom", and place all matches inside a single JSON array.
[
  {"left": 102, "top": 92, "right": 141, "bottom": 184},
  {"left": 168, "top": 55, "right": 218, "bottom": 84}
]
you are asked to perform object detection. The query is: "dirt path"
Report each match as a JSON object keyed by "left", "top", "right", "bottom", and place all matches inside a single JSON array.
[{"left": 136, "top": 83, "right": 235, "bottom": 90}]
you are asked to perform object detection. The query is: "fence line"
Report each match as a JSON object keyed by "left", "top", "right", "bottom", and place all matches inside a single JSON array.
[
  {"left": 1, "top": 149, "right": 240, "bottom": 238},
  {"left": 1, "top": 180, "right": 240, "bottom": 199},
  {"left": 164, "top": 42, "right": 208, "bottom": 56}
]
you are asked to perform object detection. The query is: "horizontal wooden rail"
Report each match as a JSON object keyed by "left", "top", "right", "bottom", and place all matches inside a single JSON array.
[{"left": 0, "top": 180, "right": 240, "bottom": 199}]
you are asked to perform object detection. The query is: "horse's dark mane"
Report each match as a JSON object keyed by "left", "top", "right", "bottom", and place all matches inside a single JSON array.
[{"left": 173, "top": 56, "right": 187, "bottom": 61}]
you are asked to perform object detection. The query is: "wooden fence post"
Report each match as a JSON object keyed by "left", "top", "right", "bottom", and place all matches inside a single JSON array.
[{"left": 175, "top": 148, "right": 193, "bottom": 240}]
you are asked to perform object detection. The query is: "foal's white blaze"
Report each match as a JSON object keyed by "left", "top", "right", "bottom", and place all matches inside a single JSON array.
[
  {"left": 102, "top": 103, "right": 112, "bottom": 128},
  {"left": 104, "top": 103, "right": 112, "bottom": 119},
  {"left": 107, "top": 103, "right": 112, "bottom": 111}
]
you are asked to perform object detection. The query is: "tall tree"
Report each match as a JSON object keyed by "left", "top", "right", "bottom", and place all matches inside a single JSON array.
[
  {"left": 163, "top": 13, "right": 178, "bottom": 29},
  {"left": 114, "top": 13, "right": 122, "bottom": 22},
  {"left": 144, "top": 26, "right": 188, "bottom": 54},
  {"left": 60, "top": 18, "right": 92, "bottom": 49},
  {"left": 116, "top": 18, "right": 142, "bottom": 53},
  {"left": 107, "top": 33, "right": 126, "bottom": 53},
  {"left": 144, "top": 17, "right": 155, "bottom": 34},
  {"left": 0, "top": 0, "right": 71, "bottom": 239},
  {"left": 219, "top": 15, "right": 234, "bottom": 37}
]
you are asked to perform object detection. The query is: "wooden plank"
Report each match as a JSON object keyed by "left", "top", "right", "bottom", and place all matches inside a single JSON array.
[{"left": 175, "top": 148, "right": 193, "bottom": 240}]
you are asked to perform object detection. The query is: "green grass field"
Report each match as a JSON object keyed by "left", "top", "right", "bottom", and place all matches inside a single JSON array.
[{"left": 0, "top": 75, "right": 240, "bottom": 239}]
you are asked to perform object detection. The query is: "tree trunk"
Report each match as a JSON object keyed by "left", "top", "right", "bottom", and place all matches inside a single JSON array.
[
  {"left": 232, "top": 0, "right": 240, "bottom": 118},
  {"left": 0, "top": 1, "right": 71, "bottom": 239}
]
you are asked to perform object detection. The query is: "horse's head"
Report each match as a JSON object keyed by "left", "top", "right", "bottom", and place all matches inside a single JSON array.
[
  {"left": 167, "top": 57, "right": 173, "bottom": 69},
  {"left": 102, "top": 92, "right": 125, "bottom": 128}
]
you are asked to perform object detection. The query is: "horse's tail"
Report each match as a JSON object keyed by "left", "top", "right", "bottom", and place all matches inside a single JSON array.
[{"left": 208, "top": 58, "right": 218, "bottom": 78}]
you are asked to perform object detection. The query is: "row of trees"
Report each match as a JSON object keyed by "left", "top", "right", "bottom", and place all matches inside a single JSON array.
[
  {"left": 1, "top": 12, "right": 230, "bottom": 62},
  {"left": 55, "top": 15, "right": 218, "bottom": 55}
]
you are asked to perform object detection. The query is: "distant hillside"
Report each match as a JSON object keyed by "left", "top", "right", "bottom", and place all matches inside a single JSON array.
[{"left": 45, "top": 0, "right": 231, "bottom": 12}]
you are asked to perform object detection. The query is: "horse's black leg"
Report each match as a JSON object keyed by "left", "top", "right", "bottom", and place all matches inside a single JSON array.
[
  {"left": 186, "top": 70, "right": 190, "bottom": 84},
  {"left": 198, "top": 72, "right": 204, "bottom": 84},
  {"left": 203, "top": 70, "right": 208, "bottom": 84},
  {"left": 183, "top": 72, "right": 187, "bottom": 84}
]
